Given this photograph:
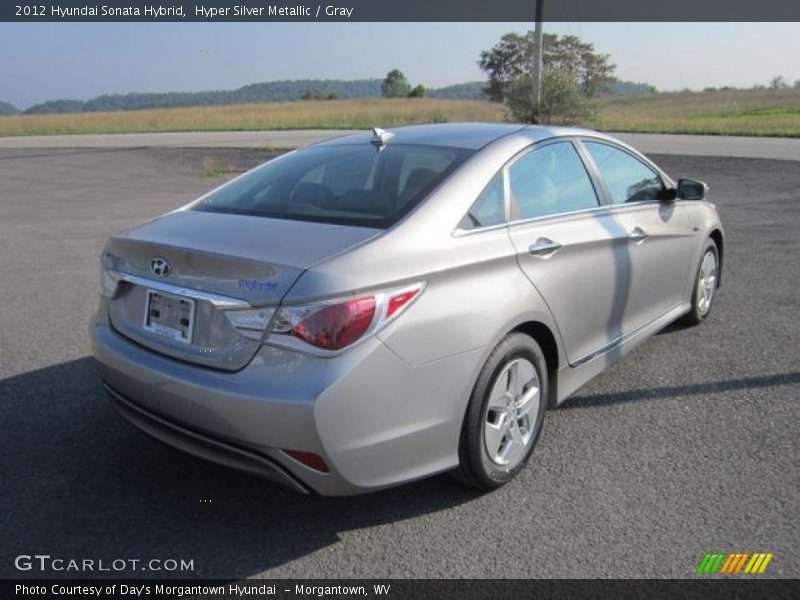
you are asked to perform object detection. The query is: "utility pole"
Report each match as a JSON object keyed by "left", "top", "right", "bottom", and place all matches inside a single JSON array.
[{"left": 531, "top": 0, "right": 544, "bottom": 123}]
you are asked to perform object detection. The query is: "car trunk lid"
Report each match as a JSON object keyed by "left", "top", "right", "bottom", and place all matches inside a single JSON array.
[{"left": 104, "top": 210, "right": 380, "bottom": 370}]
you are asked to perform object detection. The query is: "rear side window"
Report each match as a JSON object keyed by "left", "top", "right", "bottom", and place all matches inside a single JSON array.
[
  {"left": 459, "top": 172, "right": 505, "bottom": 230},
  {"left": 584, "top": 141, "right": 664, "bottom": 204},
  {"left": 192, "top": 143, "right": 472, "bottom": 228},
  {"left": 508, "top": 141, "right": 599, "bottom": 220}
]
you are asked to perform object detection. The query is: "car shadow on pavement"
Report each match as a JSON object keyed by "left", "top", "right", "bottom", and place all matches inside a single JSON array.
[
  {"left": 0, "top": 357, "right": 485, "bottom": 579},
  {"left": 561, "top": 371, "right": 800, "bottom": 410}
]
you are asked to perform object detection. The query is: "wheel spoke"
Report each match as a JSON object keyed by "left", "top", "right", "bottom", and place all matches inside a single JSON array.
[
  {"left": 509, "top": 420, "right": 525, "bottom": 446},
  {"left": 502, "top": 422, "right": 525, "bottom": 465},
  {"left": 506, "top": 362, "right": 520, "bottom": 397},
  {"left": 484, "top": 416, "right": 508, "bottom": 460},
  {"left": 487, "top": 376, "right": 508, "bottom": 411},
  {"left": 516, "top": 385, "right": 539, "bottom": 420}
]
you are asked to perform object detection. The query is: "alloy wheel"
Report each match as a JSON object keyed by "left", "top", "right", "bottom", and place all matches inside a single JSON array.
[
  {"left": 697, "top": 250, "right": 717, "bottom": 316},
  {"left": 483, "top": 358, "right": 541, "bottom": 468}
]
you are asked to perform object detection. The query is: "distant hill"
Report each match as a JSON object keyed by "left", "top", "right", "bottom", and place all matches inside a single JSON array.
[
  {"left": 24, "top": 99, "right": 84, "bottom": 114},
  {"left": 428, "top": 82, "right": 488, "bottom": 100},
  {"left": 22, "top": 78, "right": 654, "bottom": 114},
  {"left": 0, "top": 101, "right": 19, "bottom": 115},
  {"left": 24, "top": 80, "right": 384, "bottom": 114}
]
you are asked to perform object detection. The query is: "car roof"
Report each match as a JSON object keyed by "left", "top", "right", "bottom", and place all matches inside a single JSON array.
[{"left": 311, "top": 122, "right": 614, "bottom": 151}]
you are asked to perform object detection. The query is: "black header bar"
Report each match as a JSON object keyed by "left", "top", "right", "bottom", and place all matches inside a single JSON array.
[{"left": 3, "top": 0, "right": 800, "bottom": 22}]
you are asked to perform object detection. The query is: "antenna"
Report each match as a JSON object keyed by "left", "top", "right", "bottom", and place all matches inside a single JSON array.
[{"left": 371, "top": 127, "right": 395, "bottom": 147}]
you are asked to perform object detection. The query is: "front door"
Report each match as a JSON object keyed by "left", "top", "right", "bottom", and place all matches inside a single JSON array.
[
  {"left": 581, "top": 140, "right": 694, "bottom": 334},
  {"left": 505, "top": 140, "right": 628, "bottom": 366}
]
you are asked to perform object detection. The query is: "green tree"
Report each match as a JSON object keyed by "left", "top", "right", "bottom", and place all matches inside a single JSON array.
[
  {"left": 408, "top": 84, "right": 426, "bottom": 98},
  {"left": 381, "top": 69, "right": 411, "bottom": 98},
  {"left": 769, "top": 75, "right": 788, "bottom": 90},
  {"left": 505, "top": 70, "right": 595, "bottom": 125},
  {"left": 300, "top": 89, "right": 324, "bottom": 100},
  {"left": 479, "top": 32, "right": 615, "bottom": 102}
]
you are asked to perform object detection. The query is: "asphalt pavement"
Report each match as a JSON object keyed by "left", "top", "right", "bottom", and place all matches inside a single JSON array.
[
  {"left": 0, "top": 145, "right": 797, "bottom": 578},
  {"left": 1, "top": 129, "right": 799, "bottom": 160}
]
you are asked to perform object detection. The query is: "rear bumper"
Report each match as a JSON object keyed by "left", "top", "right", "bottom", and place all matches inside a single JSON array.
[
  {"left": 106, "top": 384, "right": 310, "bottom": 494},
  {"left": 91, "top": 299, "right": 485, "bottom": 495}
]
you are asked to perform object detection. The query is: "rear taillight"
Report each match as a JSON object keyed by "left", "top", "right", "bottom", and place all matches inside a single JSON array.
[
  {"left": 269, "top": 282, "right": 425, "bottom": 355},
  {"left": 293, "top": 297, "right": 376, "bottom": 350},
  {"left": 387, "top": 290, "right": 418, "bottom": 317}
]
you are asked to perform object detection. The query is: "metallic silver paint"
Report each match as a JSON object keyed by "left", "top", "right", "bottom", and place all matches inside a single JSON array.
[{"left": 91, "top": 124, "right": 725, "bottom": 495}]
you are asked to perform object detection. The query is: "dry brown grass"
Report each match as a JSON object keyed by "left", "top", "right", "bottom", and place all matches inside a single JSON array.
[
  {"left": 0, "top": 98, "right": 505, "bottom": 137},
  {"left": 1, "top": 88, "right": 797, "bottom": 137}
]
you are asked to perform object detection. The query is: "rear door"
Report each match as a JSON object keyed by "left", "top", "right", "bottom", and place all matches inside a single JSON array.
[
  {"left": 580, "top": 140, "right": 694, "bottom": 333},
  {"left": 506, "top": 139, "right": 629, "bottom": 366}
]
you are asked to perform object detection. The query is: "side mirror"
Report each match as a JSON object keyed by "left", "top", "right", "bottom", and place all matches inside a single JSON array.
[{"left": 677, "top": 178, "right": 708, "bottom": 201}]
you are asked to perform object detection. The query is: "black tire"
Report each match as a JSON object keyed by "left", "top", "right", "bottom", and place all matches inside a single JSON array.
[
  {"left": 679, "top": 239, "right": 719, "bottom": 327},
  {"left": 455, "top": 332, "right": 548, "bottom": 490}
]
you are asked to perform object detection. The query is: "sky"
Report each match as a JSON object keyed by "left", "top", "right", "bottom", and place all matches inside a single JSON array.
[{"left": 1, "top": 22, "right": 798, "bottom": 109}]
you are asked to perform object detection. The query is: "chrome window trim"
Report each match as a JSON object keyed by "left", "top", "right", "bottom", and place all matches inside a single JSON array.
[
  {"left": 455, "top": 187, "right": 668, "bottom": 236},
  {"left": 454, "top": 136, "right": 604, "bottom": 237},
  {"left": 117, "top": 273, "right": 251, "bottom": 309},
  {"left": 507, "top": 203, "right": 615, "bottom": 229},
  {"left": 507, "top": 198, "right": 676, "bottom": 229},
  {"left": 453, "top": 221, "right": 509, "bottom": 237},
  {"left": 452, "top": 135, "right": 680, "bottom": 238}
]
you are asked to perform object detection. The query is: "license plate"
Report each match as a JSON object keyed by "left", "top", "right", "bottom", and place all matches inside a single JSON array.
[{"left": 143, "top": 289, "right": 196, "bottom": 344}]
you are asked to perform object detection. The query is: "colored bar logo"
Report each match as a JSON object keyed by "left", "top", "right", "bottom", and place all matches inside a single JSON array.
[{"left": 697, "top": 552, "right": 773, "bottom": 574}]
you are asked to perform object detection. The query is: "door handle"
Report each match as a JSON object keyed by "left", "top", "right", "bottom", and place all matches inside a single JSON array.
[
  {"left": 629, "top": 226, "right": 649, "bottom": 243},
  {"left": 528, "top": 238, "right": 562, "bottom": 258}
]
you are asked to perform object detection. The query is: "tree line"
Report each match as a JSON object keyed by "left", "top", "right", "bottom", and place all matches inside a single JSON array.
[
  {"left": 13, "top": 79, "right": 491, "bottom": 115},
  {"left": 4, "top": 70, "right": 655, "bottom": 116}
]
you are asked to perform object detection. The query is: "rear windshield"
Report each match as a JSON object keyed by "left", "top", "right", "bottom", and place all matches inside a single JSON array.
[{"left": 191, "top": 143, "right": 473, "bottom": 228}]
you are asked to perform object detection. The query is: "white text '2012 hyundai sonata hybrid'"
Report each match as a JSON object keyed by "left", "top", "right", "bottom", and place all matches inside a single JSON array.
[{"left": 92, "top": 123, "right": 724, "bottom": 495}]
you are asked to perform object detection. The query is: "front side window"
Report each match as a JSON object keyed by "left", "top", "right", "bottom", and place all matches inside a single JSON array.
[
  {"left": 459, "top": 172, "right": 505, "bottom": 230},
  {"left": 584, "top": 141, "right": 664, "bottom": 204},
  {"left": 192, "top": 143, "right": 472, "bottom": 228},
  {"left": 508, "top": 141, "right": 599, "bottom": 220}
]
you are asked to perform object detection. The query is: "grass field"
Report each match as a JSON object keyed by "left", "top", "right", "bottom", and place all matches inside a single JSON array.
[
  {"left": 0, "top": 98, "right": 503, "bottom": 137},
  {"left": 593, "top": 88, "right": 800, "bottom": 137},
  {"left": 0, "top": 88, "right": 798, "bottom": 137}
]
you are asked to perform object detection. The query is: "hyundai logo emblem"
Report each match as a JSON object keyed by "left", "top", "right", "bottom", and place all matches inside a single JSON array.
[{"left": 150, "top": 257, "right": 171, "bottom": 277}]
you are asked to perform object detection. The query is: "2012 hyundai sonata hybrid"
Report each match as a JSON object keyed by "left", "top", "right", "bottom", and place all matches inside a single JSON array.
[{"left": 91, "top": 123, "right": 724, "bottom": 495}]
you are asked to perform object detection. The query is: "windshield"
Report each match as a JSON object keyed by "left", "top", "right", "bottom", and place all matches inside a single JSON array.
[{"left": 191, "top": 143, "right": 473, "bottom": 228}]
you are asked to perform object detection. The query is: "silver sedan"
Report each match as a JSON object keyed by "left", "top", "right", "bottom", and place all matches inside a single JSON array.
[{"left": 91, "top": 123, "right": 724, "bottom": 495}]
